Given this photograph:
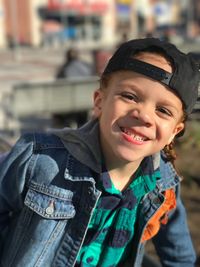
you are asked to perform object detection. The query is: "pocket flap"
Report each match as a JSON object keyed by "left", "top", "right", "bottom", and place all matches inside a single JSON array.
[{"left": 24, "top": 186, "right": 75, "bottom": 219}]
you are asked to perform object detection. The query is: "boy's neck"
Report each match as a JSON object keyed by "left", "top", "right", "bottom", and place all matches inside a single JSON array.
[{"left": 107, "top": 160, "right": 142, "bottom": 191}]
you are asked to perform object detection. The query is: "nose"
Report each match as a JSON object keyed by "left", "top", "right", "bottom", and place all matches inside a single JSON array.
[{"left": 130, "top": 104, "right": 154, "bottom": 127}]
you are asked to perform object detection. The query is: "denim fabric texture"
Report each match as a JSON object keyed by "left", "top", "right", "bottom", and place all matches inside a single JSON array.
[{"left": 0, "top": 131, "right": 196, "bottom": 267}]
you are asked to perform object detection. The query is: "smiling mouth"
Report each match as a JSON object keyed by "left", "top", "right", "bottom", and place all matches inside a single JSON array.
[{"left": 120, "top": 127, "right": 149, "bottom": 142}]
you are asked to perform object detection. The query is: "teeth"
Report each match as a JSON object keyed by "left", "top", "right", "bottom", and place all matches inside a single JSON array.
[
  {"left": 122, "top": 127, "right": 146, "bottom": 141},
  {"left": 133, "top": 135, "right": 145, "bottom": 141}
]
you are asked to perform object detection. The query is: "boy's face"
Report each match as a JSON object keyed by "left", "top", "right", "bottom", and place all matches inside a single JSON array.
[{"left": 93, "top": 53, "right": 184, "bottom": 169}]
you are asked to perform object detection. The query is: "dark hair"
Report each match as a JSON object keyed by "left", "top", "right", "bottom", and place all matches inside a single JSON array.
[
  {"left": 99, "top": 73, "right": 112, "bottom": 89},
  {"left": 133, "top": 46, "right": 174, "bottom": 67},
  {"left": 163, "top": 108, "right": 187, "bottom": 165},
  {"left": 65, "top": 48, "right": 78, "bottom": 62}
]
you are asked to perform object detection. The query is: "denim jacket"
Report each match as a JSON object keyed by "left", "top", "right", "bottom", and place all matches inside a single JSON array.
[{"left": 0, "top": 131, "right": 196, "bottom": 267}]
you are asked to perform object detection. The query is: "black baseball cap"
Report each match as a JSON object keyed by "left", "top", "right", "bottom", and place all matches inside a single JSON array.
[{"left": 103, "top": 38, "right": 200, "bottom": 114}]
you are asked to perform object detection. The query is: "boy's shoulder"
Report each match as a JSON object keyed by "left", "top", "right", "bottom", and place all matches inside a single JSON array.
[
  {"left": 158, "top": 152, "right": 181, "bottom": 189},
  {"left": 18, "top": 132, "right": 65, "bottom": 150}
]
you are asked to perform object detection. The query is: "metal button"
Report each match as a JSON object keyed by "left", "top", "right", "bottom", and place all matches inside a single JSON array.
[
  {"left": 46, "top": 206, "right": 54, "bottom": 215},
  {"left": 46, "top": 201, "right": 54, "bottom": 215}
]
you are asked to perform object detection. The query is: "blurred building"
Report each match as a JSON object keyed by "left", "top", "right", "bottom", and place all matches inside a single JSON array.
[
  {"left": 1, "top": 0, "right": 47, "bottom": 48},
  {"left": 0, "top": 0, "right": 199, "bottom": 49},
  {"left": 0, "top": 0, "right": 118, "bottom": 49},
  {"left": 39, "top": 0, "right": 117, "bottom": 48},
  {"left": 0, "top": 0, "right": 6, "bottom": 47},
  {"left": 0, "top": 0, "right": 136, "bottom": 49}
]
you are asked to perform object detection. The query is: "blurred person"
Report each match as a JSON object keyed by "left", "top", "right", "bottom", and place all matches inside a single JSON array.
[
  {"left": 152, "top": 0, "right": 173, "bottom": 40},
  {"left": 190, "top": 0, "right": 200, "bottom": 40},
  {"left": 117, "top": 32, "right": 129, "bottom": 48},
  {"left": 134, "top": 0, "right": 155, "bottom": 37},
  {"left": 0, "top": 38, "right": 199, "bottom": 267},
  {"left": 178, "top": 0, "right": 200, "bottom": 40},
  {"left": 56, "top": 48, "right": 94, "bottom": 79}
]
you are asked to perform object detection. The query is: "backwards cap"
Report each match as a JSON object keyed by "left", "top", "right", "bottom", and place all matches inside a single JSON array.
[{"left": 103, "top": 38, "right": 200, "bottom": 114}]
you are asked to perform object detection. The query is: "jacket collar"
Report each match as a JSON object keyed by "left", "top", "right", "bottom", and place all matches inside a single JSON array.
[{"left": 52, "top": 120, "right": 180, "bottom": 190}]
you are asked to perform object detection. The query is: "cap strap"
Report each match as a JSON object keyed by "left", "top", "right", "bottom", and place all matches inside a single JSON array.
[{"left": 124, "top": 58, "right": 173, "bottom": 86}]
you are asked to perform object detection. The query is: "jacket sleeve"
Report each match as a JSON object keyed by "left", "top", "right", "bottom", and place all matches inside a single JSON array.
[
  {"left": 0, "top": 134, "right": 34, "bottom": 251},
  {"left": 152, "top": 183, "right": 196, "bottom": 267}
]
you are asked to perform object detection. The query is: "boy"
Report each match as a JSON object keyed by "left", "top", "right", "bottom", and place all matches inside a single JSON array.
[{"left": 0, "top": 38, "right": 199, "bottom": 267}]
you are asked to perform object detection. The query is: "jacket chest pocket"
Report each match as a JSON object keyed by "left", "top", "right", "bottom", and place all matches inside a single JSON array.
[
  {"left": 22, "top": 184, "right": 76, "bottom": 245},
  {"left": 2, "top": 185, "right": 76, "bottom": 266},
  {"left": 24, "top": 185, "right": 76, "bottom": 220}
]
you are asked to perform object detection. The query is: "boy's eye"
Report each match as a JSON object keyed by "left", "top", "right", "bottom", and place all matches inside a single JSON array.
[
  {"left": 157, "top": 106, "right": 172, "bottom": 116},
  {"left": 121, "top": 92, "right": 138, "bottom": 102}
]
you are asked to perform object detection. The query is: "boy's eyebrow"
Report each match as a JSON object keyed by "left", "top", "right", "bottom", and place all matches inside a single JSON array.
[
  {"left": 119, "top": 81, "right": 142, "bottom": 91},
  {"left": 160, "top": 99, "right": 180, "bottom": 110}
]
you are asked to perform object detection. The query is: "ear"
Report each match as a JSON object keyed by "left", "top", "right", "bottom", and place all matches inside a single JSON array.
[
  {"left": 93, "top": 89, "right": 104, "bottom": 118},
  {"left": 167, "top": 122, "right": 185, "bottom": 145}
]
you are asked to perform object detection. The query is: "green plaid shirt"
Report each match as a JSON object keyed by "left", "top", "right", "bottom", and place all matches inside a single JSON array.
[{"left": 76, "top": 157, "right": 160, "bottom": 266}]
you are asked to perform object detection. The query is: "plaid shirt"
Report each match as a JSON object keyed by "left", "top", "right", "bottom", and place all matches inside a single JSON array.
[{"left": 76, "top": 157, "right": 161, "bottom": 266}]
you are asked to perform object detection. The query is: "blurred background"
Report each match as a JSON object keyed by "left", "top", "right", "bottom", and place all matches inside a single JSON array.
[{"left": 0, "top": 0, "right": 199, "bottom": 266}]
